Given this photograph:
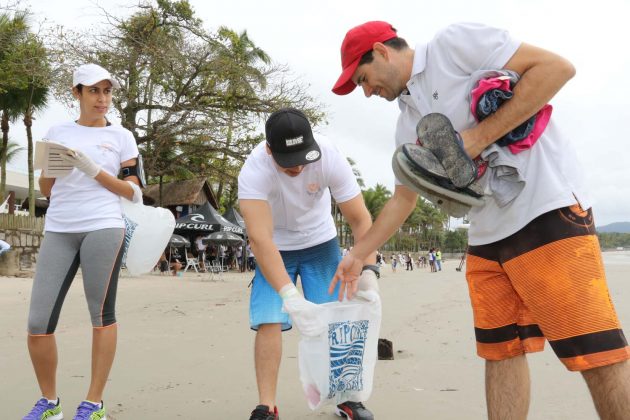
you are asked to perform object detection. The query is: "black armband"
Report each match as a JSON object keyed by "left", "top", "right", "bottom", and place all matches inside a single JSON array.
[
  {"left": 121, "top": 166, "right": 138, "bottom": 177},
  {"left": 361, "top": 264, "right": 380, "bottom": 279},
  {"left": 120, "top": 154, "right": 146, "bottom": 187}
]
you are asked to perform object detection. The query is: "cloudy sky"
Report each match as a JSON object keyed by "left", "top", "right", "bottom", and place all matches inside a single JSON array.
[{"left": 8, "top": 0, "right": 630, "bottom": 225}]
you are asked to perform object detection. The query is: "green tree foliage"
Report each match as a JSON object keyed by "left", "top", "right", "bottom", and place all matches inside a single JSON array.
[
  {"left": 443, "top": 228, "right": 468, "bottom": 253},
  {"left": 362, "top": 183, "right": 390, "bottom": 219},
  {"left": 48, "top": 0, "right": 324, "bottom": 205},
  {"left": 597, "top": 232, "right": 630, "bottom": 250},
  {"left": 0, "top": 9, "right": 51, "bottom": 213},
  {"left": 352, "top": 180, "right": 452, "bottom": 252},
  {"left": 213, "top": 26, "right": 270, "bottom": 204},
  {"left": 0, "top": 10, "right": 28, "bottom": 202},
  {"left": 332, "top": 157, "right": 368, "bottom": 246},
  {"left": 4, "top": 140, "right": 24, "bottom": 163},
  {"left": 383, "top": 197, "right": 449, "bottom": 252}
]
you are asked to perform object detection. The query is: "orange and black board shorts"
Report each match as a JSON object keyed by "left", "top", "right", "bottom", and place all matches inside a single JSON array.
[{"left": 466, "top": 205, "right": 630, "bottom": 371}]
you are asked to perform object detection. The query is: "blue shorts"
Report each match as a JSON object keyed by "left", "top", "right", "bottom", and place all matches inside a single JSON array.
[{"left": 249, "top": 237, "right": 341, "bottom": 331}]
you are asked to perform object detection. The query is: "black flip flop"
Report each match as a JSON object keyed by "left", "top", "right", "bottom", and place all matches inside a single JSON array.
[
  {"left": 416, "top": 113, "right": 478, "bottom": 188},
  {"left": 392, "top": 146, "right": 484, "bottom": 218},
  {"left": 401, "top": 144, "right": 483, "bottom": 198}
]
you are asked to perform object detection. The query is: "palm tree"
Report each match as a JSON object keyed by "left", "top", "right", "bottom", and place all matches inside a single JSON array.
[
  {"left": 4, "top": 140, "right": 24, "bottom": 163},
  {"left": 362, "top": 183, "right": 391, "bottom": 220},
  {"left": 0, "top": 11, "right": 28, "bottom": 202},
  {"left": 21, "top": 83, "right": 49, "bottom": 215},
  {"left": 4, "top": 25, "right": 51, "bottom": 215},
  {"left": 329, "top": 157, "right": 370, "bottom": 244},
  {"left": 347, "top": 157, "right": 366, "bottom": 189},
  {"left": 409, "top": 199, "right": 448, "bottom": 250},
  {"left": 0, "top": 92, "right": 23, "bottom": 202},
  {"left": 0, "top": 140, "right": 26, "bottom": 203},
  {"left": 214, "top": 27, "right": 270, "bottom": 203}
]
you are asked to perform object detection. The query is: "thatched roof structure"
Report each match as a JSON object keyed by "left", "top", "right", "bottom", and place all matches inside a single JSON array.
[{"left": 143, "top": 178, "right": 218, "bottom": 209}]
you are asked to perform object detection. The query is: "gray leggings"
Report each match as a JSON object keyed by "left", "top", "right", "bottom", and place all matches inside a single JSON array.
[{"left": 28, "top": 228, "right": 125, "bottom": 335}]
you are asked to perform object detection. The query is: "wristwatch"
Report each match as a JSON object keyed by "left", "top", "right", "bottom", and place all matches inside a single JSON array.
[{"left": 361, "top": 264, "right": 380, "bottom": 279}]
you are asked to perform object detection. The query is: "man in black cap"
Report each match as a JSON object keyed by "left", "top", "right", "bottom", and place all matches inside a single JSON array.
[{"left": 238, "top": 108, "right": 378, "bottom": 420}]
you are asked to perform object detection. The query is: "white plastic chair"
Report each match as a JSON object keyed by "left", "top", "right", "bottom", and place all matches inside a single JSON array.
[
  {"left": 184, "top": 252, "right": 200, "bottom": 272},
  {"left": 208, "top": 260, "right": 224, "bottom": 281}
]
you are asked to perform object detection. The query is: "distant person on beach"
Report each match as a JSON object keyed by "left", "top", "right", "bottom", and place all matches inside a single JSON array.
[
  {"left": 331, "top": 21, "right": 630, "bottom": 419},
  {"left": 238, "top": 108, "right": 377, "bottom": 420},
  {"left": 428, "top": 248, "right": 436, "bottom": 272},
  {"left": 390, "top": 254, "right": 397, "bottom": 272},
  {"left": 0, "top": 239, "right": 10, "bottom": 256},
  {"left": 418, "top": 254, "right": 427, "bottom": 268},
  {"left": 195, "top": 234, "right": 208, "bottom": 272},
  {"left": 246, "top": 241, "right": 255, "bottom": 270},
  {"left": 435, "top": 248, "right": 442, "bottom": 271},
  {"left": 159, "top": 251, "right": 182, "bottom": 276},
  {"left": 23, "top": 64, "right": 142, "bottom": 420}
]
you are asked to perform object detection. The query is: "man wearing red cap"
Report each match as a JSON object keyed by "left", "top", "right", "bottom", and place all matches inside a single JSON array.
[{"left": 330, "top": 21, "right": 630, "bottom": 419}]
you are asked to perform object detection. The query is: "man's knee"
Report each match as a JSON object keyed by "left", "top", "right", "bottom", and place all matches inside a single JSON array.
[
  {"left": 257, "top": 323, "right": 283, "bottom": 335},
  {"left": 581, "top": 360, "right": 629, "bottom": 381}
]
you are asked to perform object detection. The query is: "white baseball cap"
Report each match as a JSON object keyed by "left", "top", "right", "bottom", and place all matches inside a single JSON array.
[{"left": 72, "top": 63, "right": 120, "bottom": 89}]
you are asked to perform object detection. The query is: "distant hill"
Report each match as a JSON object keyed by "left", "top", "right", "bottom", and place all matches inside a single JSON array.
[{"left": 598, "top": 222, "right": 630, "bottom": 233}]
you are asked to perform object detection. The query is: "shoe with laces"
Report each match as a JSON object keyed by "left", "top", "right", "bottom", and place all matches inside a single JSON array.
[
  {"left": 335, "top": 401, "right": 374, "bottom": 420},
  {"left": 249, "top": 404, "right": 279, "bottom": 420},
  {"left": 23, "top": 398, "right": 64, "bottom": 420},
  {"left": 73, "top": 401, "right": 106, "bottom": 420}
]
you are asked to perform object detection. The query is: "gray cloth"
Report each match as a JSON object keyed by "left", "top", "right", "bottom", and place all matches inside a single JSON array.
[
  {"left": 480, "top": 144, "right": 526, "bottom": 207},
  {"left": 28, "top": 228, "right": 125, "bottom": 335},
  {"left": 467, "top": 69, "right": 527, "bottom": 207}
]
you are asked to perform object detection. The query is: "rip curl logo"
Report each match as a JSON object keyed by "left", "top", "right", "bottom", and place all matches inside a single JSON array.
[
  {"left": 327, "top": 320, "right": 369, "bottom": 399},
  {"left": 433, "top": 90, "right": 439, "bottom": 100},
  {"left": 189, "top": 213, "right": 205, "bottom": 222},
  {"left": 285, "top": 136, "right": 304, "bottom": 147},
  {"left": 305, "top": 150, "right": 320, "bottom": 161}
]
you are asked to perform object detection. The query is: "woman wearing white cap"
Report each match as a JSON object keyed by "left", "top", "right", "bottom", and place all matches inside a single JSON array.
[{"left": 22, "top": 63, "right": 141, "bottom": 420}]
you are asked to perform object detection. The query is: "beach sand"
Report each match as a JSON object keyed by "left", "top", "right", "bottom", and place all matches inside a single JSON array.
[{"left": 2, "top": 252, "right": 628, "bottom": 419}]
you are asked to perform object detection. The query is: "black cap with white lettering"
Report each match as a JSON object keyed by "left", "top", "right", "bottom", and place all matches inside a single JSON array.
[{"left": 265, "top": 108, "right": 322, "bottom": 168}]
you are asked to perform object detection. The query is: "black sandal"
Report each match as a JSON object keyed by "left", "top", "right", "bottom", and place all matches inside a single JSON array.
[{"left": 415, "top": 113, "right": 478, "bottom": 188}]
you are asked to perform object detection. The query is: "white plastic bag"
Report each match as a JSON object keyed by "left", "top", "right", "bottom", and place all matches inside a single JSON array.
[
  {"left": 298, "top": 290, "right": 381, "bottom": 409},
  {"left": 121, "top": 198, "right": 175, "bottom": 276}
]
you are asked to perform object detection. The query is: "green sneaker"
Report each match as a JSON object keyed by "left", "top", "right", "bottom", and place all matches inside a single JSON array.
[
  {"left": 23, "top": 397, "right": 64, "bottom": 420},
  {"left": 73, "top": 401, "right": 106, "bottom": 420}
]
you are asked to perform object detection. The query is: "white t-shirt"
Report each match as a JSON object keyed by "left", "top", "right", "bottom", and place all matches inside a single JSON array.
[
  {"left": 44, "top": 121, "right": 139, "bottom": 233},
  {"left": 395, "top": 23, "right": 591, "bottom": 245},
  {"left": 238, "top": 137, "right": 361, "bottom": 250},
  {"left": 195, "top": 237, "right": 207, "bottom": 252}
]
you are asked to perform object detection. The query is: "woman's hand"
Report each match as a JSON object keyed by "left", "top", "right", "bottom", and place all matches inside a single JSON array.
[{"left": 60, "top": 150, "right": 101, "bottom": 178}]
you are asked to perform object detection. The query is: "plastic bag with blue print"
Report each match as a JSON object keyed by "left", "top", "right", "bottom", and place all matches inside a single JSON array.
[{"left": 298, "top": 290, "right": 381, "bottom": 410}]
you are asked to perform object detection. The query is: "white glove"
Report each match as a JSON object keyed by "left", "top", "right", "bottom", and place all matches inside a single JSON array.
[
  {"left": 280, "top": 284, "right": 326, "bottom": 336},
  {"left": 60, "top": 149, "right": 101, "bottom": 178},
  {"left": 358, "top": 269, "right": 380, "bottom": 293},
  {"left": 126, "top": 181, "right": 143, "bottom": 204}
]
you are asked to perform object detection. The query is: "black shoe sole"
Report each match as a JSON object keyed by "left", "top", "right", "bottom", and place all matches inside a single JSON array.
[
  {"left": 416, "top": 113, "right": 477, "bottom": 188},
  {"left": 392, "top": 146, "right": 484, "bottom": 218},
  {"left": 401, "top": 144, "right": 483, "bottom": 198}
]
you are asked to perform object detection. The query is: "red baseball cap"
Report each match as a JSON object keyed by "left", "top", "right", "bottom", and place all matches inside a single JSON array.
[{"left": 332, "top": 21, "right": 397, "bottom": 95}]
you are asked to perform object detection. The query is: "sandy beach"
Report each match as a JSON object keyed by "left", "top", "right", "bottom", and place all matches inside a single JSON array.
[{"left": 2, "top": 252, "right": 629, "bottom": 419}]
